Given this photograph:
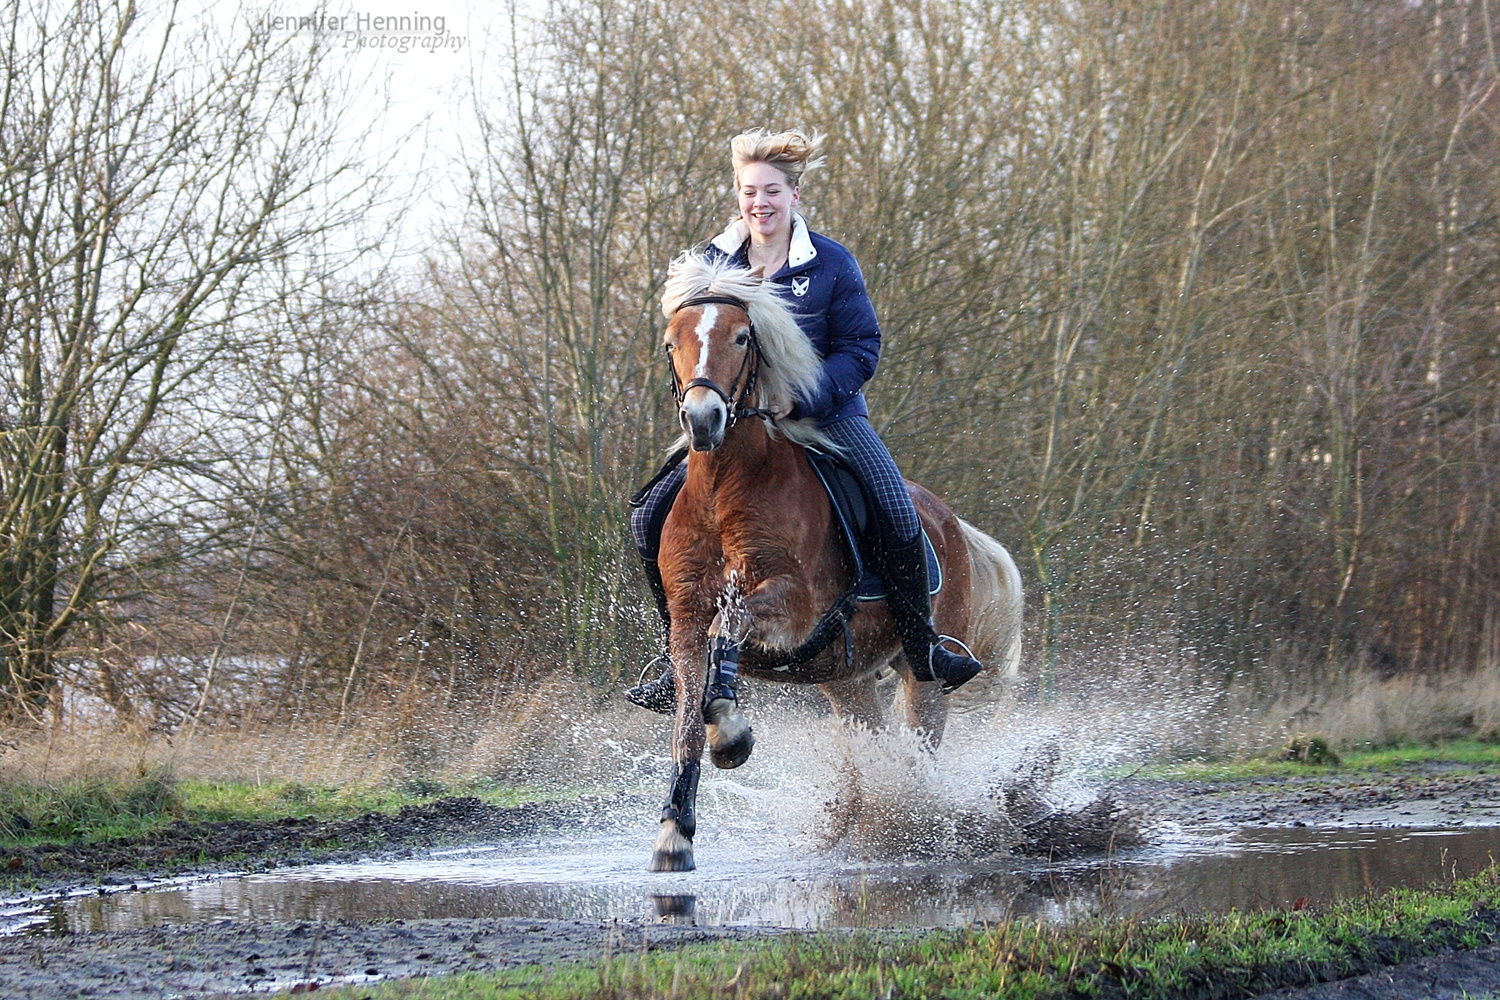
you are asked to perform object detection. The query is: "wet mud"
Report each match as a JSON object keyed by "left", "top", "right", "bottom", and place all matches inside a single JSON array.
[
  {"left": 7, "top": 766, "right": 1500, "bottom": 997},
  {"left": 0, "top": 915, "right": 785, "bottom": 999},
  {"left": 1255, "top": 946, "right": 1500, "bottom": 999},
  {"left": 0, "top": 795, "right": 584, "bottom": 898},
  {"left": 1116, "top": 763, "right": 1500, "bottom": 830},
  {"left": 1249, "top": 911, "right": 1500, "bottom": 1000}
]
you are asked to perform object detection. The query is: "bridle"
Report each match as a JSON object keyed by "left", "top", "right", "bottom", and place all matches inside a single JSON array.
[{"left": 669, "top": 294, "right": 772, "bottom": 428}]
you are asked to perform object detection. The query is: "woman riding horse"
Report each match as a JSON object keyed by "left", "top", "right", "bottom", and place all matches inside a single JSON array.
[{"left": 628, "top": 128, "right": 984, "bottom": 710}]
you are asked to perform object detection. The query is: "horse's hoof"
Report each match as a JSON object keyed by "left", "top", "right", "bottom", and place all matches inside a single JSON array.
[
  {"left": 648, "top": 820, "right": 695, "bottom": 872},
  {"left": 710, "top": 733, "right": 754, "bottom": 770},
  {"left": 649, "top": 847, "right": 695, "bottom": 872},
  {"left": 705, "top": 699, "right": 754, "bottom": 770}
]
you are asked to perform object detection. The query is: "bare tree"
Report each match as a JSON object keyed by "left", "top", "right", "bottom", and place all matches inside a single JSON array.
[
  {"left": 92, "top": 0, "right": 1499, "bottom": 727},
  {"left": 0, "top": 0, "right": 380, "bottom": 721}
]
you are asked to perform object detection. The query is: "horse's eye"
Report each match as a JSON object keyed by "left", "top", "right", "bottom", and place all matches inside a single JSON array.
[{"left": 735, "top": 332, "right": 749, "bottom": 346}]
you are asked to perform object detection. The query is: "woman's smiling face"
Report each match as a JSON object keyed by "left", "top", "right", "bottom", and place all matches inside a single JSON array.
[{"left": 737, "top": 161, "right": 799, "bottom": 241}]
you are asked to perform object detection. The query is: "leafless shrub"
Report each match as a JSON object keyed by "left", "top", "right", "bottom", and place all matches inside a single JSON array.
[{"left": 13, "top": 0, "right": 1494, "bottom": 743}]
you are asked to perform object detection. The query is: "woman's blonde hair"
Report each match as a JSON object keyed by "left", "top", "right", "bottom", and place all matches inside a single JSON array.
[{"left": 730, "top": 128, "right": 826, "bottom": 188}]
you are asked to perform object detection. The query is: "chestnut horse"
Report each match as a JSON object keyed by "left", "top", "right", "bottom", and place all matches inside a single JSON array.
[{"left": 648, "top": 252, "right": 1023, "bottom": 872}]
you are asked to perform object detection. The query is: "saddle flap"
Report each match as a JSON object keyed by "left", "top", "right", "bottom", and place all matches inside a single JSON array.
[{"left": 804, "top": 449, "right": 940, "bottom": 604}]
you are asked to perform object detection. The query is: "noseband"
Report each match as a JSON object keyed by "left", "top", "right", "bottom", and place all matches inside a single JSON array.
[{"left": 670, "top": 294, "right": 771, "bottom": 427}]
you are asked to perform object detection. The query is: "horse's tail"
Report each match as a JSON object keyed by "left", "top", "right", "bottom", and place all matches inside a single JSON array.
[{"left": 957, "top": 518, "right": 1024, "bottom": 679}]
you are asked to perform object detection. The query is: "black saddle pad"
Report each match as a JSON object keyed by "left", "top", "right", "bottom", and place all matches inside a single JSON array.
[{"left": 804, "top": 449, "right": 940, "bottom": 603}]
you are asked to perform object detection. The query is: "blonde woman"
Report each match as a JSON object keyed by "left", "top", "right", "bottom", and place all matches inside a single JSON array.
[{"left": 627, "top": 129, "right": 984, "bottom": 711}]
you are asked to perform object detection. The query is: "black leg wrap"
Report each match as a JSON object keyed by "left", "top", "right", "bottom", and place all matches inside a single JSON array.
[
  {"left": 704, "top": 634, "right": 754, "bottom": 769},
  {"left": 660, "top": 759, "right": 700, "bottom": 839},
  {"left": 705, "top": 635, "right": 740, "bottom": 705}
]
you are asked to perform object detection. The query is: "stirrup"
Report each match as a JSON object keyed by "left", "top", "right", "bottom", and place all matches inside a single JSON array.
[
  {"left": 929, "top": 635, "right": 984, "bottom": 694},
  {"left": 624, "top": 656, "right": 676, "bottom": 715},
  {"left": 936, "top": 635, "right": 976, "bottom": 660}
]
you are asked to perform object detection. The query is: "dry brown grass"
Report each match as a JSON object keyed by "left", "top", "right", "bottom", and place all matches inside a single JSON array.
[
  {"left": 12, "top": 650, "right": 1500, "bottom": 795},
  {"left": 1252, "top": 670, "right": 1500, "bottom": 753},
  {"left": 2, "top": 679, "right": 675, "bottom": 792}
]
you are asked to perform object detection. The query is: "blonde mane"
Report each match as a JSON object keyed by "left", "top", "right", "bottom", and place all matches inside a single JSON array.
[{"left": 661, "top": 252, "right": 837, "bottom": 453}]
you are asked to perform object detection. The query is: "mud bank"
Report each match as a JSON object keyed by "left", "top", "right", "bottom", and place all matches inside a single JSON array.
[
  {"left": 1255, "top": 942, "right": 1500, "bottom": 999},
  {"left": 1115, "top": 763, "right": 1500, "bottom": 829}
]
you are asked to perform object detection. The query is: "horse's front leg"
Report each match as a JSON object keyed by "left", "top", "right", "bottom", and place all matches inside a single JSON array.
[
  {"left": 651, "top": 620, "right": 709, "bottom": 872},
  {"left": 701, "top": 574, "right": 801, "bottom": 770},
  {"left": 704, "top": 607, "right": 754, "bottom": 771}
]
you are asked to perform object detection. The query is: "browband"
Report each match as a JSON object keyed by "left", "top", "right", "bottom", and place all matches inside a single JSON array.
[{"left": 676, "top": 294, "right": 750, "bottom": 313}]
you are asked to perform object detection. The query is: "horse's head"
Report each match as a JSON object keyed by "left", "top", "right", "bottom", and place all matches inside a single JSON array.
[
  {"left": 659, "top": 252, "right": 831, "bottom": 454},
  {"left": 665, "top": 295, "right": 760, "bottom": 452}
]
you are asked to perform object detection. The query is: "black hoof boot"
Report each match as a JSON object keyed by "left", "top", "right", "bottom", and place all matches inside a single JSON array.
[
  {"left": 930, "top": 638, "right": 984, "bottom": 694},
  {"left": 625, "top": 656, "right": 676, "bottom": 715}
]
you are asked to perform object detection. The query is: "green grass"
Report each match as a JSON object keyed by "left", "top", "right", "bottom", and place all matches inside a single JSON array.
[
  {"left": 0, "top": 771, "right": 557, "bottom": 848},
  {"left": 0, "top": 767, "right": 182, "bottom": 844},
  {"left": 1135, "top": 737, "right": 1500, "bottom": 782},
  {"left": 315, "top": 867, "right": 1500, "bottom": 999}
]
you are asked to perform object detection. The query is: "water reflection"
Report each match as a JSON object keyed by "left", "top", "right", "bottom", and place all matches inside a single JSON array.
[
  {"left": 10, "top": 825, "right": 1500, "bottom": 936},
  {"left": 652, "top": 894, "right": 696, "bottom": 924}
]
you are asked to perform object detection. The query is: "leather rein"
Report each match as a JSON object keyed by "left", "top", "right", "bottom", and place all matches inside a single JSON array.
[{"left": 669, "top": 294, "right": 772, "bottom": 428}]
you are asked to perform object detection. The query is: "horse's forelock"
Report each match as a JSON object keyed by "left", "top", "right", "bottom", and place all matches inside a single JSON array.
[{"left": 663, "top": 254, "right": 821, "bottom": 395}]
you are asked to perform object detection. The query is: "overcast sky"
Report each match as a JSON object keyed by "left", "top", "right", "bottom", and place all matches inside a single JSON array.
[{"left": 234, "top": 0, "right": 538, "bottom": 262}]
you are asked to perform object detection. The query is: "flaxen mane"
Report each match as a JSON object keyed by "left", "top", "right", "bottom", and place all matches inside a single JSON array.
[{"left": 662, "top": 252, "right": 836, "bottom": 453}]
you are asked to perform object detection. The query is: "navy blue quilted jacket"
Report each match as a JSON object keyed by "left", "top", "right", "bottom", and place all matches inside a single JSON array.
[{"left": 706, "top": 213, "right": 879, "bottom": 426}]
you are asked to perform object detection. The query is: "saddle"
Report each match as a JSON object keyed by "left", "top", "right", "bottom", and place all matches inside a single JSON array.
[{"left": 803, "top": 448, "right": 941, "bottom": 603}]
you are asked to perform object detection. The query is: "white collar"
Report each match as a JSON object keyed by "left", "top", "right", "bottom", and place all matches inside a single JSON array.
[{"left": 710, "top": 212, "right": 817, "bottom": 269}]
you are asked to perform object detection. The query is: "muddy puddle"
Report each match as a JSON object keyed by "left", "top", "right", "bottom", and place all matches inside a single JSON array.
[{"left": 9, "top": 822, "right": 1500, "bottom": 937}]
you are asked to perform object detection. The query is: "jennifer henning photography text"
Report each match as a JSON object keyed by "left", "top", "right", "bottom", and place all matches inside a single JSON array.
[{"left": 265, "top": 10, "right": 465, "bottom": 52}]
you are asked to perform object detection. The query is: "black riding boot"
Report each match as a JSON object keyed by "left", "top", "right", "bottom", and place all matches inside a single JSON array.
[
  {"left": 624, "top": 558, "right": 677, "bottom": 714},
  {"left": 881, "top": 531, "right": 985, "bottom": 693}
]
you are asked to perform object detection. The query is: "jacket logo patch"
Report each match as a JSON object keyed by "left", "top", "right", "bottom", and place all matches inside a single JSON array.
[{"left": 791, "top": 276, "right": 810, "bottom": 297}]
